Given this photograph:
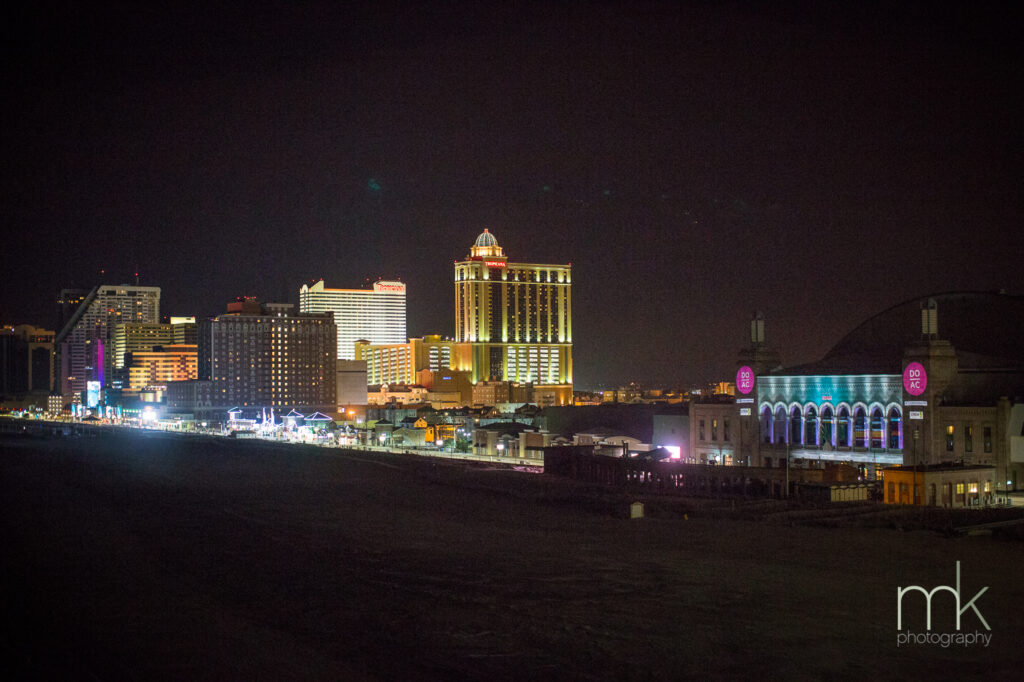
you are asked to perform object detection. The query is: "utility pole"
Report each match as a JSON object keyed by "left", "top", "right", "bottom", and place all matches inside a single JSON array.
[
  {"left": 785, "top": 434, "right": 790, "bottom": 498},
  {"left": 913, "top": 427, "right": 919, "bottom": 506}
]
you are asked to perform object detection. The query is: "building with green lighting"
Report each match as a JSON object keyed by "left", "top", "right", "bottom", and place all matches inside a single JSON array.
[{"left": 693, "top": 293, "right": 1024, "bottom": 494}]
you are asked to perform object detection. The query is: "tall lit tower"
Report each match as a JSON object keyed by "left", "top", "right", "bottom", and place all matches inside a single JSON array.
[{"left": 454, "top": 230, "right": 572, "bottom": 389}]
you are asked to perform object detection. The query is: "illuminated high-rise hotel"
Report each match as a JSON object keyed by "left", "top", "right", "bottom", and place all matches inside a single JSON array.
[
  {"left": 454, "top": 230, "right": 572, "bottom": 395},
  {"left": 198, "top": 300, "right": 336, "bottom": 413},
  {"left": 299, "top": 279, "right": 406, "bottom": 360},
  {"left": 55, "top": 284, "right": 161, "bottom": 396}
]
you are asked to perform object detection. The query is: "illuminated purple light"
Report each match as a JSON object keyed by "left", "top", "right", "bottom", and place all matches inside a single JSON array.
[
  {"left": 736, "top": 366, "right": 754, "bottom": 394},
  {"left": 903, "top": 362, "right": 927, "bottom": 396}
]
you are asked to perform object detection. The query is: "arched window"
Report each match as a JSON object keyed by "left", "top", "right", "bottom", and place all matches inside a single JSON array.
[
  {"left": 870, "top": 407, "right": 884, "bottom": 449},
  {"left": 790, "top": 406, "right": 803, "bottom": 445},
  {"left": 853, "top": 406, "right": 868, "bottom": 448},
  {"left": 837, "top": 406, "right": 850, "bottom": 447},
  {"left": 887, "top": 407, "right": 902, "bottom": 450},
  {"left": 820, "top": 405, "right": 834, "bottom": 447},
  {"left": 760, "top": 406, "right": 773, "bottom": 443},
  {"left": 804, "top": 405, "right": 818, "bottom": 446},
  {"left": 774, "top": 406, "right": 787, "bottom": 444}
]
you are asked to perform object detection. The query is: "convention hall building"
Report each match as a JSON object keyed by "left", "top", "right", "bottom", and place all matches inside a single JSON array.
[{"left": 692, "top": 292, "right": 1023, "bottom": 494}]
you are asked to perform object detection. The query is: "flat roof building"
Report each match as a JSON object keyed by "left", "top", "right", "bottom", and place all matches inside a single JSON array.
[
  {"left": 199, "top": 300, "right": 336, "bottom": 415},
  {"left": 112, "top": 322, "right": 174, "bottom": 370},
  {"left": 355, "top": 335, "right": 472, "bottom": 386},
  {"left": 124, "top": 344, "right": 198, "bottom": 394},
  {"left": 882, "top": 464, "right": 997, "bottom": 508},
  {"left": 0, "top": 324, "right": 54, "bottom": 397},
  {"left": 299, "top": 279, "right": 406, "bottom": 360}
]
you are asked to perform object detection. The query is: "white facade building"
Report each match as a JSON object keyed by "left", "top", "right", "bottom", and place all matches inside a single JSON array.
[{"left": 298, "top": 279, "right": 406, "bottom": 360}]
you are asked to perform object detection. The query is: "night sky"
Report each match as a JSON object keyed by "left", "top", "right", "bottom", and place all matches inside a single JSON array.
[{"left": 3, "top": 2, "right": 1022, "bottom": 389}]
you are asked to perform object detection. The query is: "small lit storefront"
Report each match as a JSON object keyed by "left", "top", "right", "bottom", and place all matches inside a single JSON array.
[{"left": 882, "top": 464, "right": 996, "bottom": 508}]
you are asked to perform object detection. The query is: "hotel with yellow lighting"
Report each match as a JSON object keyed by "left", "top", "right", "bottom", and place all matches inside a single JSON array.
[
  {"left": 454, "top": 230, "right": 572, "bottom": 402},
  {"left": 355, "top": 335, "right": 473, "bottom": 386}
]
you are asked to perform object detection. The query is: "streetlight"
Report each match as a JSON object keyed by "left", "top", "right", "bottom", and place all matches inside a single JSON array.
[{"left": 496, "top": 441, "right": 505, "bottom": 457}]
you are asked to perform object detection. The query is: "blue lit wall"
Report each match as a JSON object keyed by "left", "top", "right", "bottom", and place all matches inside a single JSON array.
[{"left": 757, "top": 374, "right": 902, "bottom": 411}]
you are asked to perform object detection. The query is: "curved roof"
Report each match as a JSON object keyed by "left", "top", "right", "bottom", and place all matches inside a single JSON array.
[
  {"left": 781, "top": 291, "right": 1024, "bottom": 376},
  {"left": 474, "top": 229, "right": 498, "bottom": 247}
]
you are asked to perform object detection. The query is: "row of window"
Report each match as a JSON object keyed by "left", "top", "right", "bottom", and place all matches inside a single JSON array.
[
  {"left": 944, "top": 424, "right": 993, "bottom": 453},
  {"left": 891, "top": 480, "right": 990, "bottom": 500},
  {"left": 698, "top": 418, "right": 731, "bottom": 442}
]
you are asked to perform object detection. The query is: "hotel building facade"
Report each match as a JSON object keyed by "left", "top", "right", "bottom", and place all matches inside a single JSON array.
[
  {"left": 355, "top": 335, "right": 472, "bottom": 386},
  {"left": 124, "top": 344, "right": 198, "bottom": 394},
  {"left": 197, "top": 300, "right": 337, "bottom": 414},
  {"left": 454, "top": 230, "right": 572, "bottom": 401},
  {"left": 113, "top": 322, "right": 174, "bottom": 371},
  {"left": 299, "top": 279, "right": 406, "bottom": 360},
  {"left": 54, "top": 284, "right": 161, "bottom": 396}
]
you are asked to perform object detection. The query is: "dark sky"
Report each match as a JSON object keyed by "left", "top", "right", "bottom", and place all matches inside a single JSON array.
[{"left": 3, "top": 1, "right": 1022, "bottom": 389}]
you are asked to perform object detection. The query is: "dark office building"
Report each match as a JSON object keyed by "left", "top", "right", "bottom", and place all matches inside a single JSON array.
[{"left": 0, "top": 325, "right": 54, "bottom": 397}]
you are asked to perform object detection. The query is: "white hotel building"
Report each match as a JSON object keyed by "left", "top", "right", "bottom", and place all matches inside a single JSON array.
[{"left": 299, "top": 279, "right": 407, "bottom": 360}]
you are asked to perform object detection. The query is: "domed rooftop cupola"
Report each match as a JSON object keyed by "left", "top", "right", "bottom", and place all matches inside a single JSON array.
[{"left": 470, "top": 228, "right": 505, "bottom": 258}]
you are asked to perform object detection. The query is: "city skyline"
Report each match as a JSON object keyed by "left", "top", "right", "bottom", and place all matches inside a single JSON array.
[{"left": 3, "top": 2, "right": 1022, "bottom": 388}]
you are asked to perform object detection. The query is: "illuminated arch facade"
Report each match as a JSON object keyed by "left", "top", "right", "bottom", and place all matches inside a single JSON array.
[{"left": 756, "top": 374, "right": 904, "bottom": 472}]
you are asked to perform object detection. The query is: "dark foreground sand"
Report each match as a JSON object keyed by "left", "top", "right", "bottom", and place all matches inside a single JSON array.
[{"left": 2, "top": 429, "right": 1022, "bottom": 680}]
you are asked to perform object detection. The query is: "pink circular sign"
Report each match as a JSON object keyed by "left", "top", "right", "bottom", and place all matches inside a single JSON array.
[
  {"left": 736, "top": 366, "right": 755, "bottom": 395},
  {"left": 903, "top": 361, "right": 927, "bottom": 396}
]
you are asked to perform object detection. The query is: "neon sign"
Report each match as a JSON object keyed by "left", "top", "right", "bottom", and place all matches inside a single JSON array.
[
  {"left": 903, "top": 362, "right": 927, "bottom": 396},
  {"left": 484, "top": 261, "right": 506, "bottom": 268},
  {"left": 374, "top": 282, "right": 406, "bottom": 293},
  {"left": 736, "top": 366, "right": 754, "bottom": 394}
]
